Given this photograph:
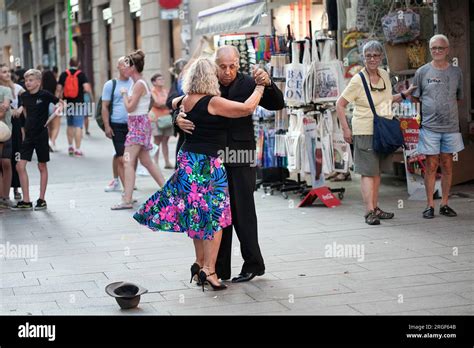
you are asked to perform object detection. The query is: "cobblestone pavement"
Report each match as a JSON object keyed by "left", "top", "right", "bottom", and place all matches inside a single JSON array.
[{"left": 1, "top": 120, "right": 473, "bottom": 315}]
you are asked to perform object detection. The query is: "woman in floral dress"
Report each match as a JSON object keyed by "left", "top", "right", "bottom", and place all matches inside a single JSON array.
[{"left": 134, "top": 57, "right": 264, "bottom": 290}]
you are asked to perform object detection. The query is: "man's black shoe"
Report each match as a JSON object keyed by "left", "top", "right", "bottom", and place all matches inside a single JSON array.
[
  {"left": 439, "top": 205, "right": 457, "bottom": 217},
  {"left": 422, "top": 206, "right": 435, "bottom": 219},
  {"left": 231, "top": 271, "right": 265, "bottom": 283}
]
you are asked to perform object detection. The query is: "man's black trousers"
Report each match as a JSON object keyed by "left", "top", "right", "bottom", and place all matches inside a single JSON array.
[{"left": 216, "top": 165, "right": 265, "bottom": 279}]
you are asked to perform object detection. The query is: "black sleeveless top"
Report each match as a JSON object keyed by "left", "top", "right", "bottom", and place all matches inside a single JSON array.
[{"left": 180, "top": 95, "right": 229, "bottom": 157}]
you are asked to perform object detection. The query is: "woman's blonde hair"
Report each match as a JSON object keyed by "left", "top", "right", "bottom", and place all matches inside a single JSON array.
[{"left": 182, "top": 57, "right": 220, "bottom": 96}]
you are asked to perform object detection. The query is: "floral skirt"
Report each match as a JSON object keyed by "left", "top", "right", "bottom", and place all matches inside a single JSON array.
[
  {"left": 125, "top": 114, "right": 153, "bottom": 151},
  {"left": 133, "top": 150, "right": 232, "bottom": 240}
]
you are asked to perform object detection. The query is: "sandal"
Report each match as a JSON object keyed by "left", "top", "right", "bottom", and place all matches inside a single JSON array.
[
  {"left": 111, "top": 201, "right": 133, "bottom": 210},
  {"left": 364, "top": 210, "right": 380, "bottom": 225},
  {"left": 374, "top": 206, "right": 394, "bottom": 219}
]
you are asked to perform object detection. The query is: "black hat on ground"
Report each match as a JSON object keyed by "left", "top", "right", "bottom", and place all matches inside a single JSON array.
[{"left": 105, "top": 281, "right": 148, "bottom": 309}]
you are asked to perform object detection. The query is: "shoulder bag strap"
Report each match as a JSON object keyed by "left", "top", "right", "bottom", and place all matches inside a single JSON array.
[
  {"left": 358, "top": 71, "right": 378, "bottom": 119},
  {"left": 110, "top": 79, "right": 117, "bottom": 115}
]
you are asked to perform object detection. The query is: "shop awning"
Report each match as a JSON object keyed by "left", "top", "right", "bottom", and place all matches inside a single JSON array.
[{"left": 195, "top": 0, "right": 266, "bottom": 36}]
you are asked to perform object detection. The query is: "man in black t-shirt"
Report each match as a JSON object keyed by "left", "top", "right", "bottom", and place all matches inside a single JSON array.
[
  {"left": 11, "top": 69, "right": 62, "bottom": 211},
  {"left": 56, "top": 57, "right": 92, "bottom": 157}
]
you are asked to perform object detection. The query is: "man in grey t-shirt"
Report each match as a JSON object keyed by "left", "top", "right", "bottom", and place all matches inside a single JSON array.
[{"left": 412, "top": 34, "right": 464, "bottom": 219}]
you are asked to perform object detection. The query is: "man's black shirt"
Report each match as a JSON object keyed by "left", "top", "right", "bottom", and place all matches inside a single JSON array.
[{"left": 20, "top": 90, "right": 59, "bottom": 138}]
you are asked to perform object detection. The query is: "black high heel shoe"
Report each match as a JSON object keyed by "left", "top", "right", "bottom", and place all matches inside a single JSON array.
[
  {"left": 190, "top": 263, "right": 201, "bottom": 284},
  {"left": 198, "top": 270, "right": 227, "bottom": 292}
]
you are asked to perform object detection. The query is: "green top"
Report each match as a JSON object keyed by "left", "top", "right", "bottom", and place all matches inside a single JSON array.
[{"left": 0, "top": 86, "right": 13, "bottom": 131}]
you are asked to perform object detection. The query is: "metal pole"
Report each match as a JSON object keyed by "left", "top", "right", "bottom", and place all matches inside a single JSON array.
[
  {"left": 67, "top": 0, "right": 73, "bottom": 57},
  {"left": 433, "top": 0, "right": 438, "bottom": 34}
]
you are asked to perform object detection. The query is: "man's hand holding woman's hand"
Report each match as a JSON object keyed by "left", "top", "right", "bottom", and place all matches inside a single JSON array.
[
  {"left": 176, "top": 105, "right": 195, "bottom": 134},
  {"left": 253, "top": 67, "right": 271, "bottom": 87}
]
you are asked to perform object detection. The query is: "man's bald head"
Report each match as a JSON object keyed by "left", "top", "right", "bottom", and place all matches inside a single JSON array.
[
  {"left": 215, "top": 45, "right": 240, "bottom": 86},
  {"left": 215, "top": 45, "right": 240, "bottom": 64}
]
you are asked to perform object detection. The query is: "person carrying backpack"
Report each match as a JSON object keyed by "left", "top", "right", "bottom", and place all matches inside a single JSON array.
[
  {"left": 100, "top": 56, "right": 133, "bottom": 192},
  {"left": 56, "top": 57, "right": 92, "bottom": 157}
]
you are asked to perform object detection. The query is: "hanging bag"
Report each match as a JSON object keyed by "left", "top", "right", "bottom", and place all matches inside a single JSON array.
[
  {"left": 359, "top": 72, "right": 404, "bottom": 154},
  {"left": 312, "top": 40, "right": 345, "bottom": 103},
  {"left": 284, "top": 42, "right": 305, "bottom": 106},
  {"left": 381, "top": 9, "right": 420, "bottom": 44}
]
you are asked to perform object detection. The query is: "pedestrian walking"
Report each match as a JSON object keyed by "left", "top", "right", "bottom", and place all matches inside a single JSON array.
[
  {"left": 149, "top": 73, "right": 173, "bottom": 168},
  {"left": 176, "top": 45, "right": 285, "bottom": 283},
  {"left": 336, "top": 40, "right": 416, "bottom": 225},
  {"left": 11, "top": 69, "right": 63, "bottom": 211},
  {"left": 111, "top": 50, "right": 165, "bottom": 210},
  {"left": 0, "top": 65, "right": 13, "bottom": 209},
  {"left": 56, "top": 57, "right": 92, "bottom": 157},
  {"left": 1, "top": 65, "right": 25, "bottom": 202},
  {"left": 101, "top": 56, "right": 134, "bottom": 193},
  {"left": 42, "top": 69, "right": 59, "bottom": 152},
  {"left": 134, "top": 57, "right": 265, "bottom": 291},
  {"left": 411, "top": 34, "right": 465, "bottom": 219}
]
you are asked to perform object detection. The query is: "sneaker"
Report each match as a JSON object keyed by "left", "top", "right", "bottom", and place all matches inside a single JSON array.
[
  {"left": 364, "top": 210, "right": 380, "bottom": 225},
  {"left": 74, "top": 150, "right": 84, "bottom": 157},
  {"left": 68, "top": 147, "right": 75, "bottom": 156},
  {"left": 0, "top": 198, "right": 12, "bottom": 208},
  {"left": 34, "top": 199, "right": 47, "bottom": 211},
  {"left": 374, "top": 206, "right": 394, "bottom": 219},
  {"left": 439, "top": 205, "right": 457, "bottom": 217},
  {"left": 10, "top": 201, "right": 33, "bottom": 211},
  {"left": 86, "top": 130, "right": 91, "bottom": 136},
  {"left": 14, "top": 191, "right": 22, "bottom": 201},
  {"left": 422, "top": 206, "right": 435, "bottom": 219},
  {"left": 105, "top": 179, "right": 121, "bottom": 192}
]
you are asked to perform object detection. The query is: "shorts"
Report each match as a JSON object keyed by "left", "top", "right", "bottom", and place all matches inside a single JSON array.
[
  {"left": 417, "top": 128, "right": 464, "bottom": 155},
  {"left": 151, "top": 121, "right": 174, "bottom": 137},
  {"left": 67, "top": 115, "right": 85, "bottom": 128},
  {"left": 1, "top": 138, "right": 12, "bottom": 159},
  {"left": 111, "top": 122, "right": 128, "bottom": 157},
  {"left": 353, "top": 135, "right": 392, "bottom": 176},
  {"left": 20, "top": 131, "right": 50, "bottom": 163}
]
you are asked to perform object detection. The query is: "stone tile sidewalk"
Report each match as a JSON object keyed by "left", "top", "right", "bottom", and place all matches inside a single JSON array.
[{"left": 1, "top": 120, "right": 473, "bottom": 315}]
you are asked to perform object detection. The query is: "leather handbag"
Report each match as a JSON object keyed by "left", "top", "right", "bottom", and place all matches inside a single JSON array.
[{"left": 359, "top": 71, "right": 404, "bottom": 154}]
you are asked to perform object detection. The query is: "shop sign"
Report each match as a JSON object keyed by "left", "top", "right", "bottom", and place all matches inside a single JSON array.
[
  {"left": 158, "top": 0, "right": 182, "bottom": 9},
  {"left": 161, "top": 8, "right": 179, "bottom": 20},
  {"left": 129, "top": 0, "right": 141, "bottom": 13},
  {"left": 102, "top": 7, "right": 112, "bottom": 24}
]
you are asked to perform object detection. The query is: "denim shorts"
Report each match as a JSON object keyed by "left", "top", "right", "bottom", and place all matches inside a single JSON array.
[
  {"left": 66, "top": 115, "right": 85, "bottom": 128},
  {"left": 417, "top": 128, "right": 464, "bottom": 155}
]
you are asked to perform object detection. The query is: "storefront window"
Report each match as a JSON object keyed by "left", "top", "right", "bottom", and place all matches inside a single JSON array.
[
  {"left": 42, "top": 23, "right": 57, "bottom": 69},
  {"left": 22, "top": 30, "right": 33, "bottom": 69}
]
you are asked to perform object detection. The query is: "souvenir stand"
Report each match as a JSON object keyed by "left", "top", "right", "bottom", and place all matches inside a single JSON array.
[{"left": 251, "top": 20, "right": 351, "bottom": 207}]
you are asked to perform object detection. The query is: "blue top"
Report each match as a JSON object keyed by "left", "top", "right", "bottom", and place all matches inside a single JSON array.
[{"left": 101, "top": 78, "right": 133, "bottom": 124}]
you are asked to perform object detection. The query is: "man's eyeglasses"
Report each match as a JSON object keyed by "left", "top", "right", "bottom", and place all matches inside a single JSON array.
[
  {"left": 430, "top": 46, "right": 447, "bottom": 52},
  {"left": 369, "top": 72, "right": 386, "bottom": 92}
]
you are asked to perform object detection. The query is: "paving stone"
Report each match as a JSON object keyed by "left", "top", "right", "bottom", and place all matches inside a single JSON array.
[
  {"left": 2, "top": 124, "right": 472, "bottom": 315},
  {"left": 350, "top": 294, "right": 471, "bottom": 314}
]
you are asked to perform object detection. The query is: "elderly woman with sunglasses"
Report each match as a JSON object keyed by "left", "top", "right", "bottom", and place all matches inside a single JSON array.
[{"left": 336, "top": 40, "right": 416, "bottom": 225}]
